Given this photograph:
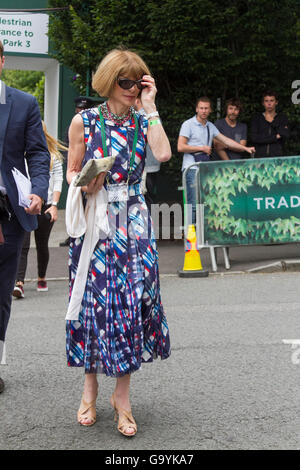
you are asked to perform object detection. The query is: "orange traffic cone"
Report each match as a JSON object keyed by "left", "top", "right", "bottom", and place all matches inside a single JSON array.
[{"left": 178, "top": 224, "right": 209, "bottom": 277}]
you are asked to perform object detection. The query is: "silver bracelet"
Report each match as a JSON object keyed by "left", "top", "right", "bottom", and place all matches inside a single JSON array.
[{"left": 146, "top": 111, "right": 159, "bottom": 120}]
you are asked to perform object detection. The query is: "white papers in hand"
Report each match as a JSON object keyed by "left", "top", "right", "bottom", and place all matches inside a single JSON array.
[{"left": 11, "top": 168, "right": 32, "bottom": 208}]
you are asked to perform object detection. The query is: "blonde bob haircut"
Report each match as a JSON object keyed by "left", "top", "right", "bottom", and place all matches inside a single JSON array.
[{"left": 92, "top": 48, "right": 151, "bottom": 98}]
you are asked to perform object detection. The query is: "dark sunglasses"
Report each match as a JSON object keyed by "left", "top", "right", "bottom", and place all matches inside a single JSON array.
[{"left": 117, "top": 78, "right": 145, "bottom": 90}]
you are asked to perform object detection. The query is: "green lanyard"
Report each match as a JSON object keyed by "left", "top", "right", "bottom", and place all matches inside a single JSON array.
[{"left": 98, "top": 106, "right": 139, "bottom": 182}]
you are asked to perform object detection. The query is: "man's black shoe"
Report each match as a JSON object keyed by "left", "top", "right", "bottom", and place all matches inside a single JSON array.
[
  {"left": 0, "top": 377, "right": 4, "bottom": 393},
  {"left": 59, "top": 237, "right": 70, "bottom": 247}
]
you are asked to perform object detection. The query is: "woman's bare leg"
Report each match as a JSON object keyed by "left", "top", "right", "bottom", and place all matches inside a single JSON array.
[
  {"left": 112, "top": 374, "right": 135, "bottom": 435},
  {"left": 79, "top": 373, "right": 98, "bottom": 425}
]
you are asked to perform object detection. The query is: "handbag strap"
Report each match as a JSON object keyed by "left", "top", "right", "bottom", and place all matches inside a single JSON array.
[
  {"left": 0, "top": 225, "right": 4, "bottom": 245},
  {"left": 206, "top": 124, "right": 210, "bottom": 146}
]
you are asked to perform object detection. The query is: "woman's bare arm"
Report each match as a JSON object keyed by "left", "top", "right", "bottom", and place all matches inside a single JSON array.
[
  {"left": 66, "top": 114, "right": 86, "bottom": 184},
  {"left": 66, "top": 114, "right": 106, "bottom": 193}
]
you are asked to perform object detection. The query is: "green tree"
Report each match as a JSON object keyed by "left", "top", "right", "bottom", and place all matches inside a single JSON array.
[
  {"left": 48, "top": 0, "right": 300, "bottom": 195},
  {"left": 2, "top": 70, "right": 45, "bottom": 116}
]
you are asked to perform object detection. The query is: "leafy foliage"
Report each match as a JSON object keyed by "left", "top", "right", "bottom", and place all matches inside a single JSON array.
[
  {"left": 202, "top": 158, "right": 300, "bottom": 244},
  {"left": 48, "top": 0, "right": 300, "bottom": 192},
  {"left": 2, "top": 70, "right": 45, "bottom": 115}
]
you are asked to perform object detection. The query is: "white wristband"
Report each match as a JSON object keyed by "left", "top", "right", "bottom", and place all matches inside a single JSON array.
[{"left": 146, "top": 111, "right": 159, "bottom": 120}]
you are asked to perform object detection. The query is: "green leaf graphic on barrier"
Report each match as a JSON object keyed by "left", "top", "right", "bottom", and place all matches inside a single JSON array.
[{"left": 199, "top": 156, "right": 300, "bottom": 245}]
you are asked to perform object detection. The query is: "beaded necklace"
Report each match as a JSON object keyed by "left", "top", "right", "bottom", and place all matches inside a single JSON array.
[{"left": 100, "top": 101, "right": 134, "bottom": 126}]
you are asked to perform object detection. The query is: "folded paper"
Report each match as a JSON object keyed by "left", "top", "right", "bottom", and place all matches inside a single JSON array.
[
  {"left": 73, "top": 157, "right": 116, "bottom": 187},
  {"left": 11, "top": 167, "right": 32, "bottom": 208}
]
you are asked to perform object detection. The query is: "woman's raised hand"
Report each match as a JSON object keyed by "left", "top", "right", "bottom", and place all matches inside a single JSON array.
[{"left": 140, "top": 75, "right": 157, "bottom": 113}]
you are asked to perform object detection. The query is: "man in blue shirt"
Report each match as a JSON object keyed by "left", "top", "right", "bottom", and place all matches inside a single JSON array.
[{"left": 178, "top": 97, "right": 254, "bottom": 224}]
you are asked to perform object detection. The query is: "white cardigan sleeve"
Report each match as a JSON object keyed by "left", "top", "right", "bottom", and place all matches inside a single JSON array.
[{"left": 65, "top": 178, "right": 109, "bottom": 320}]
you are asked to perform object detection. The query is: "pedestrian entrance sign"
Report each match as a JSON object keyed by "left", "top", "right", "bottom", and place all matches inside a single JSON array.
[{"left": 0, "top": 12, "right": 48, "bottom": 54}]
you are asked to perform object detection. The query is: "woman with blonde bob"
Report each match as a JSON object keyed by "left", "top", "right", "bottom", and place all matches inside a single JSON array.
[
  {"left": 66, "top": 47, "right": 172, "bottom": 436},
  {"left": 13, "top": 121, "right": 65, "bottom": 297}
]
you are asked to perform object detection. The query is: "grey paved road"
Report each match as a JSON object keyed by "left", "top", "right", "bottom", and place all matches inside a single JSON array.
[
  {"left": 26, "top": 209, "right": 300, "bottom": 275},
  {"left": 1, "top": 272, "right": 300, "bottom": 450}
]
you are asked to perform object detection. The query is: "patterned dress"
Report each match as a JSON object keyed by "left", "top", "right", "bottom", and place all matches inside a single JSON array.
[{"left": 66, "top": 107, "right": 171, "bottom": 377}]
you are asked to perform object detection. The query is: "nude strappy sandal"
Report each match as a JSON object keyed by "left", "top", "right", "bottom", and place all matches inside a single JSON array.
[
  {"left": 77, "top": 396, "right": 97, "bottom": 427},
  {"left": 110, "top": 393, "right": 137, "bottom": 437}
]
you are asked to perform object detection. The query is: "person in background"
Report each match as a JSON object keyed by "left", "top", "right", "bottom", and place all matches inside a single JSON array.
[
  {"left": 12, "top": 122, "right": 66, "bottom": 298},
  {"left": 251, "top": 90, "right": 290, "bottom": 158},
  {"left": 0, "top": 40, "right": 50, "bottom": 393},
  {"left": 213, "top": 98, "right": 248, "bottom": 160},
  {"left": 135, "top": 97, "right": 161, "bottom": 209},
  {"left": 59, "top": 96, "right": 95, "bottom": 247},
  {"left": 178, "top": 97, "right": 255, "bottom": 224},
  {"left": 144, "top": 145, "right": 161, "bottom": 208},
  {"left": 74, "top": 96, "right": 95, "bottom": 115}
]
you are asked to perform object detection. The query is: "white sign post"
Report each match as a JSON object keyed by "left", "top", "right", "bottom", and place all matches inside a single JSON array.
[{"left": 0, "top": 12, "right": 49, "bottom": 54}]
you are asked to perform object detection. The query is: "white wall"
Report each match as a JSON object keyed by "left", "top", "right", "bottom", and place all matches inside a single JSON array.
[{"left": 4, "top": 56, "right": 60, "bottom": 138}]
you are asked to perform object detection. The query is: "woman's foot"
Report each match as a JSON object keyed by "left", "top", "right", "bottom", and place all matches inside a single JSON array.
[
  {"left": 110, "top": 392, "right": 137, "bottom": 437},
  {"left": 12, "top": 281, "right": 25, "bottom": 299},
  {"left": 37, "top": 279, "right": 48, "bottom": 292},
  {"left": 77, "top": 377, "right": 98, "bottom": 426}
]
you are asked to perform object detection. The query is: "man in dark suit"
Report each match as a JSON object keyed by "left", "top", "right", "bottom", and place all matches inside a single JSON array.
[{"left": 0, "top": 41, "right": 50, "bottom": 393}]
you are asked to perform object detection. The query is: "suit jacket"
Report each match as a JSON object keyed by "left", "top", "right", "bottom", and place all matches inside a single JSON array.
[{"left": 0, "top": 81, "right": 50, "bottom": 231}]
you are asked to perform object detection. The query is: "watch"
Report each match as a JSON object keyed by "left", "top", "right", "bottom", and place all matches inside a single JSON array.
[
  {"left": 146, "top": 111, "right": 159, "bottom": 120},
  {"left": 52, "top": 201, "right": 58, "bottom": 207}
]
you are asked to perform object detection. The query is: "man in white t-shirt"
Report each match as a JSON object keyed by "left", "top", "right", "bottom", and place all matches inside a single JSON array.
[{"left": 178, "top": 97, "right": 255, "bottom": 224}]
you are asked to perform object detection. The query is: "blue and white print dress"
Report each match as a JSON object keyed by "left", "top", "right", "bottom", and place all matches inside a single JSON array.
[{"left": 66, "top": 107, "right": 171, "bottom": 377}]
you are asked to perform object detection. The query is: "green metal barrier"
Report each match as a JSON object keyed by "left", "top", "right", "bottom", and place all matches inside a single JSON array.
[
  {"left": 181, "top": 156, "right": 300, "bottom": 271},
  {"left": 199, "top": 156, "right": 300, "bottom": 246}
]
